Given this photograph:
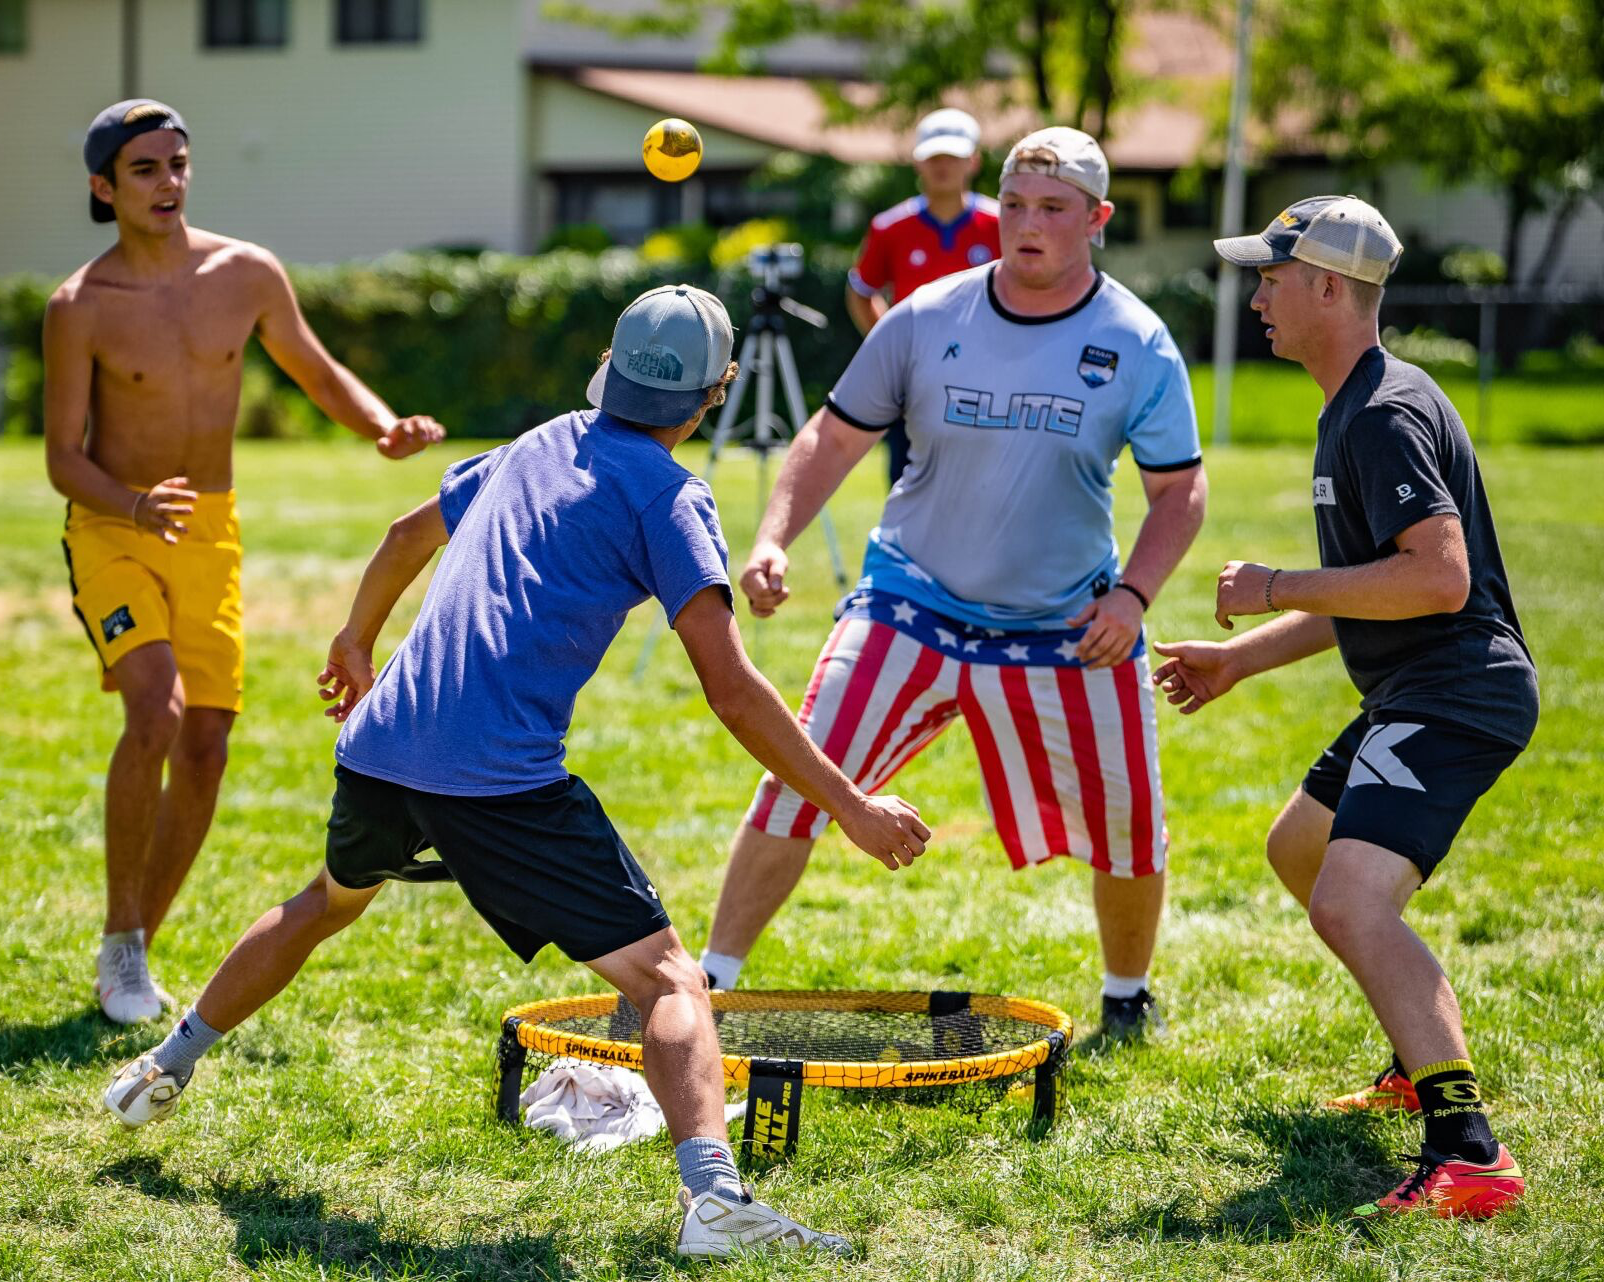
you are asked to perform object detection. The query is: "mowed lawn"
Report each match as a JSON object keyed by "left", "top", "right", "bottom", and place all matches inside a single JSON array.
[{"left": 0, "top": 435, "right": 1600, "bottom": 1282}]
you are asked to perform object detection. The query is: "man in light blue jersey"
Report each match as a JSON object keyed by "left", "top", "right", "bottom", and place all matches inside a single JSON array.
[{"left": 699, "top": 128, "right": 1209, "bottom": 1036}]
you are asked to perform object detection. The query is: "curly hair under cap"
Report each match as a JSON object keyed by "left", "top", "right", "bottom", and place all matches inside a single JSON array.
[{"left": 596, "top": 350, "right": 740, "bottom": 431}]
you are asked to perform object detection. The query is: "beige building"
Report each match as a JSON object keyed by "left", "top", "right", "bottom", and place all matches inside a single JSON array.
[
  {"left": 0, "top": 0, "right": 1598, "bottom": 286},
  {"left": 0, "top": 0, "right": 525, "bottom": 276}
]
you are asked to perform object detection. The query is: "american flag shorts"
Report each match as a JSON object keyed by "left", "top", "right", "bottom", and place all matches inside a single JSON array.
[{"left": 746, "top": 593, "right": 1168, "bottom": 877}]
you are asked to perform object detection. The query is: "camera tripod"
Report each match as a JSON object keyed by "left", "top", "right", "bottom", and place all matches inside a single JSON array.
[{"left": 631, "top": 254, "right": 850, "bottom": 681}]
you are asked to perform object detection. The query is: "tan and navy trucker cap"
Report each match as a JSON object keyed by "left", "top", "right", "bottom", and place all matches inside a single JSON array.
[{"left": 1214, "top": 195, "right": 1403, "bottom": 285}]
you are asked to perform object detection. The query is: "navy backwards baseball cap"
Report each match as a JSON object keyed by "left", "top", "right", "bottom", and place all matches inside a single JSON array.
[
  {"left": 84, "top": 99, "right": 190, "bottom": 223},
  {"left": 1214, "top": 195, "right": 1403, "bottom": 286},
  {"left": 586, "top": 285, "right": 735, "bottom": 428}
]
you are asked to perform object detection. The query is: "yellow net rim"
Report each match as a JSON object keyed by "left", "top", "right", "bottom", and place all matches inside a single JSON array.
[{"left": 501, "top": 990, "right": 1073, "bottom": 1089}]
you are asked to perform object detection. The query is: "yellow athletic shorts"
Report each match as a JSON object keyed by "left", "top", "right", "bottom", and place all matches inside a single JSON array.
[{"left": 62, "top": 490, "right": 245, "bottom": 712}]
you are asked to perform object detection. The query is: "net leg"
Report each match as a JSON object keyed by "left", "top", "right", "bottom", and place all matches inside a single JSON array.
[
  {"left": 496, "top": 1022, "right": 528, "bottom": 1125},
  {"left": 1032, "top": 1030, "right": 1067, "bottom": 1129}
]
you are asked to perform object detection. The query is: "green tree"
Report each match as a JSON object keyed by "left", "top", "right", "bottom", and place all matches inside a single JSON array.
[
  {"left": 1254, "top": 0, "right": 1603, "bottom": 287},
  {"left": 547, "top": 0, "right": 1129, "bottom": 137}
]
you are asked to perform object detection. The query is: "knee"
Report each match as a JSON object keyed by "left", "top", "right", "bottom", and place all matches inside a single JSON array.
[
  {"left": 1306, "top": 883, "right": 1361, "bottom": 954},
  {"left": 625, "top": 947, "right": 709, "bottom": 1010},
  {"left": 173, "top": 726, "right": 230, "bottom": 784},
  {"left": 294, "top": 875, "right": 373, "bottom": 937},
  {"left": 122, "top": 694, "right": 184, "bottom": 757}
]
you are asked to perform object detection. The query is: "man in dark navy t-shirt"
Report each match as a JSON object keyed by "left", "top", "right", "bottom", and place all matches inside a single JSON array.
[{"left": 1153, "top": 197, "right": 1534, "bottom": 1220}]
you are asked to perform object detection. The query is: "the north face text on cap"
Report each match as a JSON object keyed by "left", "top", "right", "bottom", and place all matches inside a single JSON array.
[{"left": 626, "top": 344, "right": 683, "bottom": 382}]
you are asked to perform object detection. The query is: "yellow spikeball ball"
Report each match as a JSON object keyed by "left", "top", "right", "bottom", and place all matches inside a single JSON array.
[{"left": 643, "top": 118, "right": 703, "bottom": 183}]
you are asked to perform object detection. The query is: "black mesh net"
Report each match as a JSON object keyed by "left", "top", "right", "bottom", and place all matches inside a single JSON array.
[{"left": 509, "top": 990, "right": 1068, "bottom": 1119}]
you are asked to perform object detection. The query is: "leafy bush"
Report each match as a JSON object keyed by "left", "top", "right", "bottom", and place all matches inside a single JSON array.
[{"left": 0, "top": 243, "right": 1235, "bottom": 440}]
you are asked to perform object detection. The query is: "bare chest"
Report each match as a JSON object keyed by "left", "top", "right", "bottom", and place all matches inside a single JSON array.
[{"left": 90, "top": 274, "right": 258, "bottom": 390}]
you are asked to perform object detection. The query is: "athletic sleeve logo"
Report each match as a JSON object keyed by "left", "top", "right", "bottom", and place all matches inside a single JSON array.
[
  {"left": 101, "top": 605, "right": 136, "bottom": 643},
  {"left": 1396, "top": 483, "right": 1415, "bottom": 502},
  {"left": 1313, "top": 477, "right": 1336, "bottom": 505},
  {"left": 1077, "top": 345, "right": 1119, "bottom": 389}
]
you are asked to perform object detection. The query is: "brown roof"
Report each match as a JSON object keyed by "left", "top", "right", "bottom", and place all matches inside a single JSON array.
[{"left": 567, "top": 10, "right": 1243, "bottom": 170}]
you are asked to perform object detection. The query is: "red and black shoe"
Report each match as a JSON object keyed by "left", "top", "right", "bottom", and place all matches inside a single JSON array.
[
  {"left": 1353, "top": 1145, "right": 1525, "bottom": 1219},
  {"left": 1325, "top": 1061, "right": 1420, "bottom": 1114}
]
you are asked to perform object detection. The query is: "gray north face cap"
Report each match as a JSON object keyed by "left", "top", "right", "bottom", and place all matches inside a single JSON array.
[
  {"left": 1214, "top": 195, "right": 1403, "bottom": 286},
  {"left": 586, "top": 285, "right": 734, "bottom": 428},
  {"left": 84, "top": 99, "right": 190, "bottom": 223}
]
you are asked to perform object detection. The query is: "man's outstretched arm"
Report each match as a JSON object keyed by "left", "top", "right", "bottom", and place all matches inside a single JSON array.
[
  {"left": 673, "top": 586, "right": 927, "bottom": 869},
  {"left": 252, "top": 250, "right": 446, "bottom": 459},
  {"left": 741, "top": 407, "right": 882, "bottom": 616},
  {"left": 318, "top": 496, "right": 449, "bottom": 719},
  {"left": 1152, "top": 611, "right": 1337, "bottom": 716}
]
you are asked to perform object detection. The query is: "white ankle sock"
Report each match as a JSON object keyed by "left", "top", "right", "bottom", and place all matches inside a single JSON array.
[
  {"left": 100, "top": 928, "right": 145, "bottom": 960},
  {"left": 1103, "top": 972, "right": 1149, "bottom": 1000},
  {"left": 700, "top": 951, "right": 744, "bottom": 990}
]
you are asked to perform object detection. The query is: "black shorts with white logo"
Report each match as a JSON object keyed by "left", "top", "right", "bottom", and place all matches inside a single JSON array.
[
  {"left": 1301, "top": 713, "right": 1523, "bottom": 881},
  {"left": 324, "top": 765, "right": 671, "bottom": 963}
]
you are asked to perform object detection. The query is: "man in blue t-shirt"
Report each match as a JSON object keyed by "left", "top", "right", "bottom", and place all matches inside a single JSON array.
[
  {"left": 698, "top": 128, "right": 1208, "bottom": 1038},
  {"left": 103, "top": 286, "right": 929, "bottom": 1259}
]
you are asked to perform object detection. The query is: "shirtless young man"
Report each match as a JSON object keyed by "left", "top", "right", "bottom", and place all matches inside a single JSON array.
[{"left": 44, "top": 100, "right": 445, "bottom": 1024}]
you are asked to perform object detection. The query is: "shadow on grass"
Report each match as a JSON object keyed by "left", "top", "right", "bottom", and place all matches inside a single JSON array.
[
  {"left": 1101, "top": 1107, "right": 1401, "bottom": 1243},
  {"left": 0, "top": 1004, "right": 146, "bottom": 1072},
  {"left": 95, "top": 1154, "right": 619, "bottom": 1280}
]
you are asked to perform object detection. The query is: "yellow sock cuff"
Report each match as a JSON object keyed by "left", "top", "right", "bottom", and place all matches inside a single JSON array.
[{"left": 1411, "top": 1058, "right": 1474, "bottom": 1084}]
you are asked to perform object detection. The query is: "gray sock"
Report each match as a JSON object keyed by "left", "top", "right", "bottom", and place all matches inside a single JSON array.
[
  {"left": 675, "top": 1136, "right": 744, "bottom": 1202},
  {"left": 150, "top": 1006, "right": 223, "bottom": 1084}
]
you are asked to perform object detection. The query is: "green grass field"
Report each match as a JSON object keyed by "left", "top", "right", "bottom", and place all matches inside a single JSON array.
[{"left": 1, "top": 436, "right": 1601, "bottom": 1281}]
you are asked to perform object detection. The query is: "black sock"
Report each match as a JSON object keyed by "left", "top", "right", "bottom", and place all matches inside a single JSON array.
[{"left": 1411, "top": 1059, "right": 1498, "bottom": 1163}]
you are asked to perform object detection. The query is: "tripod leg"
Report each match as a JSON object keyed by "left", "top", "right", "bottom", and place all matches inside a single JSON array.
[
  {"left": 774, "top": 334, "right": 851, "bottom": 588},
  {"left": 705, "top": 331, "right": 762, "bottom": 483}
]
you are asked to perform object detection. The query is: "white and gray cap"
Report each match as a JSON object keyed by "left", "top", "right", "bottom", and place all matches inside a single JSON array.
[
  {"left": 912, "top": 108, "right": 981, "bottom": 162},
  {"left": 1000, "top": 126, "right": 1111, "bottom": 246},
  {"left": 586, "top": 284, "right": 734, "bottom": 427},
  {"left": 1214, "top": 195, "right": 1403, "bottom": 286}
]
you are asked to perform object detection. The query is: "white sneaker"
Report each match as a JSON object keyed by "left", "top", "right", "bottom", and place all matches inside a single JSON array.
[
  {"left": 676, "top": 1187, "right": 854, "bottom": 1259},
  {"left": 103, "top": 1053, "right": 187, "bottom": 1127},
  {"left": 96, "top": 937, "right": 163, "bottom": 1024}
]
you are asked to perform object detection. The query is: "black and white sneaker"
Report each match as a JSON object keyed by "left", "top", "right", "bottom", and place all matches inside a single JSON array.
[{"left": 1099, "top": 988, "right": 1166, "bottom": 1039}]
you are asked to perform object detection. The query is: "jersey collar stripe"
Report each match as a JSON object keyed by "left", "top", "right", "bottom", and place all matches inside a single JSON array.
[{"left": 986, "top": 266, "right": 1105, "bottom": 326}]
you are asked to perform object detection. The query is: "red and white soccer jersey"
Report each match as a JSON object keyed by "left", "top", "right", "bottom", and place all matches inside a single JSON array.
[
  {"left": 747, "top": 594, "right": 1167, "bottom": 878},
  {"left": 849, "top": 194, "right": 1002, "bottom": 305}
]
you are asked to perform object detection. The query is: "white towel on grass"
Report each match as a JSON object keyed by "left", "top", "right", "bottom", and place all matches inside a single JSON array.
[{"left": 519, "top": 1057, "right": 745, "bottom": 1153}]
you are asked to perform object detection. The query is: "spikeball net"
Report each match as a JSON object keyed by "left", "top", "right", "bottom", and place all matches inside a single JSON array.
[{"left": 496, "top": 990, "right": 1072, "bottom": 1160}]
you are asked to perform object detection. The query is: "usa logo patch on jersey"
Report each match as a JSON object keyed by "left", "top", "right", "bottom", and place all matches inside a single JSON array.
[{"left": 1078, "top": 345, "right": 1119, "bottom": 388}]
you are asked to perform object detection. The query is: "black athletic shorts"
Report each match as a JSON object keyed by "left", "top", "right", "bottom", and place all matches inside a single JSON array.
[
  {"left": 1301, "top": 713, "right": 1523, "bottom": 881},
  {"left": 324, "top": 765, "right": 671, "bottom": 963}
]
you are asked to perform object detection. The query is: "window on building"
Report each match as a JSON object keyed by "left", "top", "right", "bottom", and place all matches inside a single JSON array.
[
  {"left": 336, "top": 0, "right": 423, "bottom": 44},
  {"left": 0, "top": 0, "right": 27, "bottom": 55},
  {"left": 1162, "top": 174, "right": 1217, "bottom": 230},
  {"left": 203, "top": 0, "right": 288, "bottom": 48},
  {"left": 552, "top": 173, "right": 683, "bottom": 245}
]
